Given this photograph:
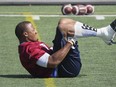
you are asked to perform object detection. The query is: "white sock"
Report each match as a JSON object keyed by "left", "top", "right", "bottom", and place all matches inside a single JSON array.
[
  {"left": 97, "top": 25, "right": 115, "bottom": 37},
  {"left": 97, "top": 25, "right": 115, "bottom": 42},
  {"left": 74, "top": 21, "right": 115, "bottom": 39},
  {"left": 74, "top": 21, "right": 97, "bottom": 38}
]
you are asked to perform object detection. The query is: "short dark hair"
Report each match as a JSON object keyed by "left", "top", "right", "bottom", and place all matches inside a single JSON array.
[{"left": 15, "top": 21, "right": 31, "bottom": 40}]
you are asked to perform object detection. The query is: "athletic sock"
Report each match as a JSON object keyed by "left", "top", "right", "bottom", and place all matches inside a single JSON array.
[
  {"left": 96, "top": 25, "right": 115, "bottom": 37},
  {"left": 74, "top": 21, "right": 97, "bottom": 38},
  {"left": 74, "top": 21, "right": 115, "bottom": 39}
]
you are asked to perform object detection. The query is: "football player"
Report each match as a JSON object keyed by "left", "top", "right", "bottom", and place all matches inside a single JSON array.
[{"left": 15, "top": 18, "right": 116, "bottom": 78}]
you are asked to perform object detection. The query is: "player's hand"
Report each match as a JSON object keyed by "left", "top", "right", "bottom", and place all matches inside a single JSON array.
[{"left": 67, "top": 38, "right": 75, "bottom": 45}]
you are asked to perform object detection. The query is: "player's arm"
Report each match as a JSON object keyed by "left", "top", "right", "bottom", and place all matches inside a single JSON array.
[
  {"left": 36, "top": 39, "right": 74, "bottom": 68},
  {"left": 47, "top": 41, "right": 73, "bottom": 68}
]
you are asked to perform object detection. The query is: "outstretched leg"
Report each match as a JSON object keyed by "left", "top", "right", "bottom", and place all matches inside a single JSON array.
[{"left": 58, "top": 18, "right": 116, "bottom": 45}]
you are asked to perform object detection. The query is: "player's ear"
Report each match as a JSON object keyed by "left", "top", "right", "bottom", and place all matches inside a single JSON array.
[{"left": 23, "top": 32, "right": 28, "bottom": 37}]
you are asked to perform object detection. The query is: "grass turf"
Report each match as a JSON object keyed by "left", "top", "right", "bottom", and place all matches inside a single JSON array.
[{"left": 0, "top": 5, "right": 116, "bottom": 87}]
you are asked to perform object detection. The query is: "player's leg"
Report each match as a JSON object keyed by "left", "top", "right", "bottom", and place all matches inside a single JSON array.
[
  {"left": 57, "top": 40, "right": 82, "bottom": 77},
  {"left": 52, "top": 27, "right": 82, "bottom": 77},
  {"left": 58, "top": 18, "right": 116, "bottom": 45}
]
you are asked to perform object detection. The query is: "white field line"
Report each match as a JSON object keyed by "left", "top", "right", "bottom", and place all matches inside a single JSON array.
[{"left": 0, "top": 14, "right": 116, "bottom": 17}]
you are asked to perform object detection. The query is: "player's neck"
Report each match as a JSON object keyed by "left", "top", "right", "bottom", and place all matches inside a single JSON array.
[{"left": 19, "top": 39, "right": 29, "bottom": 44}]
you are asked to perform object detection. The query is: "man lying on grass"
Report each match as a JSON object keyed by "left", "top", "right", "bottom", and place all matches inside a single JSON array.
[{"left": 15, "top": 18, "right": 116, "bottom": 78}]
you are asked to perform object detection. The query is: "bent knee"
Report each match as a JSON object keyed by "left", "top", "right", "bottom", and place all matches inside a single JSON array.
[
  {"left": 58, "top": 18, "right": 75, "bottom": 25},
  {"left": 58, "top": 18, "right": 68, "bottom": 31},
  {"left": 58, "top": 18, "right": 69, "bottom": 25},
  {"left": 58, "top": 18, "right": 76, "bottom": 33}
]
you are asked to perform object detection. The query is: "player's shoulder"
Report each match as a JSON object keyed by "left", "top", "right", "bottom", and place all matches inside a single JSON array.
[{"left": 19, "top": 41, "right": 41, "bottom": 51}]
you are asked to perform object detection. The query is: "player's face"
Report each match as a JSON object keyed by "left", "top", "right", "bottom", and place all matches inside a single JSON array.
[{"left": 24, "top": 23, "right": 38, "bottom": 42}]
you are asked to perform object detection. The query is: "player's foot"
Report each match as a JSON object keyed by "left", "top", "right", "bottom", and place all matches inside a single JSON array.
[
  {"left": 98, "top": 19, "right": 116, "bottom": 45},
  {"left": 110, "top": 19, "right": 116, "bottom": 44}
]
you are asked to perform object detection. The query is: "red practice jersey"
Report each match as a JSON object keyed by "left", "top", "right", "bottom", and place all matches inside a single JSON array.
[{"left": 18, "top": 41, "right": 54, "bottom": 78}]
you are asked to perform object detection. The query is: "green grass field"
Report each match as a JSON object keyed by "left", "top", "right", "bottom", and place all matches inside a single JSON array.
[{"left": 0, "top": 5, "right": 116, "bottom": 87}]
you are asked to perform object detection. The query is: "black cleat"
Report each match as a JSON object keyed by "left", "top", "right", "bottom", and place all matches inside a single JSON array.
[{"left": 110, "top": 19, "right": 116, "bottom": 32}]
